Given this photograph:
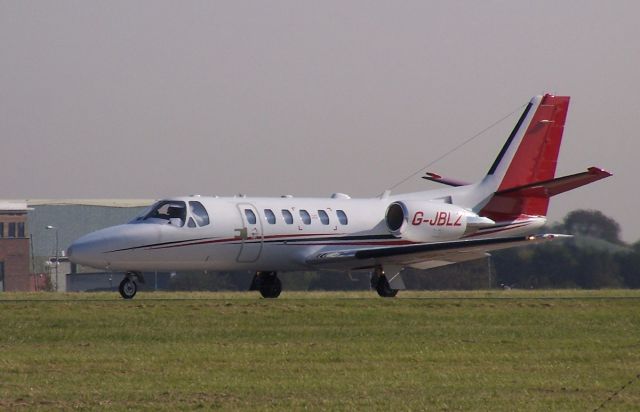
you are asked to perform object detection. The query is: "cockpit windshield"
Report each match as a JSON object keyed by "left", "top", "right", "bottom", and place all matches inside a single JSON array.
[
  {"left": 141, "top": 200, "right": 187, "bottom": 227},
  {"left": 131, "top": 199, "right": 211, "bottom": 228}
]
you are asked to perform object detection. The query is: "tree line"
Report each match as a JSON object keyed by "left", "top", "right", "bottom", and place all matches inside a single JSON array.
[{"left": 169, "top": 209, "right": 640, "bottom": 291}]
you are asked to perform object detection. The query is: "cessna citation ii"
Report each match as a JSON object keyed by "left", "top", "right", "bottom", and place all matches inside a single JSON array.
[{"left": 68, "top": 94, "right": 611, "bottom": 299}]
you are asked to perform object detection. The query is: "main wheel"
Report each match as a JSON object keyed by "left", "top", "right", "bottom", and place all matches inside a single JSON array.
[
  {"left": 370, "top": 272, "right": 380, "bottom": 290},
  {"left": 375, "top": 275, "right": 398, "bottom": 298},
  {"left": 259, "top": 274, "right": 282, "bottom": 299},
  {"left": 119, "top": 277, "right": 137, "bottom": 299}
]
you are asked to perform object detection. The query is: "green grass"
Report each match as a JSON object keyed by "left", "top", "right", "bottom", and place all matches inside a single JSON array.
[{"left": 1, "top": 290, "right": 639, "bottom": 411}]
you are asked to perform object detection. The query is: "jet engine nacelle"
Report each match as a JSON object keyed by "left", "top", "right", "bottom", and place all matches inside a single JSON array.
[{"left": 385, "top": 201, "right": 494, "bottom": 242}]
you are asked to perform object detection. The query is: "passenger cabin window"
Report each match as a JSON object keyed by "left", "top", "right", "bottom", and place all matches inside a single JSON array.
[
  {"left": 299, "top": 210, "right": 311, "bottom": 225},
  {"left": 245, "top": 209, "right": 257, "bottom": 224},
  {"left": 187, "top": 218, "right": 196, "bottom": 228},
  {"left": 143, "top": 200, "right": 187, "bottom": 227},
  {"left": 264, "top": 209, "right": 276, "bottom": 224},
  {"left": 189, "top": 201, "right": 210, "bottom": 227},
  {"left": 318, "top": 210, "right": 330, "bottom": 225},
  {"left": 336, "top": 209, "right": 348, "bottom": 225},
  {"left": 282, "top": 209, "right": 293, "bottom": 224}
]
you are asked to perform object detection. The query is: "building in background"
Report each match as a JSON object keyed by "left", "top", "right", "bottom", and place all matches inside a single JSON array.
[
  {"left": 27, "top": 199, "right": 152, "bottom": 264},
  {"left": 0, "top": 202, "right": 31, "bottom": 291},
  {"left": 0, "top": 199, "right": 153, "bottom": 292}
]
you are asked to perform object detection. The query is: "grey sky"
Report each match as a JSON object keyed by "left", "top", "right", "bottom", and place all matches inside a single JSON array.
[{"left": 1, "top": 1, "right": 637, "bottom": 240}]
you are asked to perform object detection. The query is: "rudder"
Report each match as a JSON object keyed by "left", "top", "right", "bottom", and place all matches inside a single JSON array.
[
  {"left": 489, "top": 94, "right": 570, "bottom": 191},
  {"left": 479, "top": 94, "right": 571, "bottom": 218}
]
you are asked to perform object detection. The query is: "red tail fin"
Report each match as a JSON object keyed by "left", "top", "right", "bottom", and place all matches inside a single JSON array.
[
  {"left": 480, "top": 94, "right": 577, "bottom": 219},
  {"left": 497, "top": 94, "right": 570, "bottom": 190}
]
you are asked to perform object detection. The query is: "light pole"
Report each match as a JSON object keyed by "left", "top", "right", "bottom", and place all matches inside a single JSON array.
[{"left": 46, "top": 225, "right": 59, "bottom": 291}]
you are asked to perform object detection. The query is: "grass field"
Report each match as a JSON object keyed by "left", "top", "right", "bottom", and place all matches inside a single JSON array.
[{"left": 1, "top": 290, "right": 639, "bottom": 411}]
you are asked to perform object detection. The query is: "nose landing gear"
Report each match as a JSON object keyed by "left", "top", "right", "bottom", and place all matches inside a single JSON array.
[{"left": 118, "top": 272, "right": 144, "bottom": 299}]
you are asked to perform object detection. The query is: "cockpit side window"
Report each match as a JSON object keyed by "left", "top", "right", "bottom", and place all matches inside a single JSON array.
[
  {"left": 143, "top": 200, "right": 187, "bottom": 227},
  {"left": 189, "top": 201, "right": 210, "bottom": 227}
]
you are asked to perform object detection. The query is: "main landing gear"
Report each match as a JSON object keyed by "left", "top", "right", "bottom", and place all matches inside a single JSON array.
[
  {"left": 250, "top": 271, "right": 282, "bottom": 299},
  {"left": 119, "top": 272, "right": 144, "bottom": 299},
  {"left": 371, "top": 267, "right": 399, "bottom": 298}
]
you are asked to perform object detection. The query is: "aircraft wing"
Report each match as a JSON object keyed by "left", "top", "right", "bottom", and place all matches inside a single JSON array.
[{"left": 306, "top": 234, "right": 570, "bottom": 270}]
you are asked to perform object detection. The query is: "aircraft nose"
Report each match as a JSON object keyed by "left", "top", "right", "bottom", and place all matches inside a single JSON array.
[
  {"left": 68, "top": 225, "right": 135, "bottom": 268},
  {"left": 67, "top": 230, "right": 112, "bottom": 268},
  {"left": 68, "top": 224, "right": 162, "bottom": 269}
]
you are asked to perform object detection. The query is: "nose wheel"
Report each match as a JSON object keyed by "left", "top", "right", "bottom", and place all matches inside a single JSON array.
[{"left": 119, "top": 275, "right": 138, "bottom": 299}]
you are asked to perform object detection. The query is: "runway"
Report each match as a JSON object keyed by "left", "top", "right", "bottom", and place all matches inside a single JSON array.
[{"left": 2, "top": 291, "right": 640, "bottom": 303}]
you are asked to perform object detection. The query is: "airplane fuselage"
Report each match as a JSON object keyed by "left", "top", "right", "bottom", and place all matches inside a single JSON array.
[{"left": 68, "top": 193, "right": 545, "bottom": 273}]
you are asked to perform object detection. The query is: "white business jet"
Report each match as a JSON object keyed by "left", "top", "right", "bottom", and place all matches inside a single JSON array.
[{"left": 68, "top": 94, "right": 611, "bottom": 299}]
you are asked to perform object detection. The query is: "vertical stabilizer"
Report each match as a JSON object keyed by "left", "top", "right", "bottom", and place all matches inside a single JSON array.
[
  {"left": 488, "top": 94, "right": 569, "bottom": 190},
  {"left": 476, "top": 94, "right": 570, "bottom": 219}
]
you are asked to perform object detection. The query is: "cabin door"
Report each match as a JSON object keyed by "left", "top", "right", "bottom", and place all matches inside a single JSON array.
[{"left": 235, "top": 203, "right": 264, "bottom": 263}]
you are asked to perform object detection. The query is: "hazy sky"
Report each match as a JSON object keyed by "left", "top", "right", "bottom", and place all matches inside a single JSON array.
[{"left": 1, "top": 1, "right": 638, "bottom": 240}]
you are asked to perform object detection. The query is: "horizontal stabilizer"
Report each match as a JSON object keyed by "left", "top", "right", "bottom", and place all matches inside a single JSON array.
[
  {"left": 480, "top": 167, "right": 611, "bottom": 218},
  {"left": 495, "top": 167, "right": 612, "bottom": 198},
  {"left": 422, "top": 172, "right": 470, "bottom": 187}
]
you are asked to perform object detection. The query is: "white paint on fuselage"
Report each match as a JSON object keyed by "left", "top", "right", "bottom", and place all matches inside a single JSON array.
[{"left": 68, "top": 194, "right": 545, "bottom": 273}]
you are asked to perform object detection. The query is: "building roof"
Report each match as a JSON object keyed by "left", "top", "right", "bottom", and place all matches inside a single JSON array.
[
  {"left": 0, "top": 201, "right": 30, "bottom": 212},
  {"left": 5, "top": 199, "right": 155, "bottom": 208}
]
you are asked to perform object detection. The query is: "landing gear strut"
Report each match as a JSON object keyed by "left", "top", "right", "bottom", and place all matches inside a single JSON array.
[
  {"left": 250, "top": 271, "right": 282, "bottom": 298},
  {"left": 119, "top": 272, "right": 144, "bottom": 299},
  {"left": 371, "top": 267, "right": 398, "bottom": 298}
]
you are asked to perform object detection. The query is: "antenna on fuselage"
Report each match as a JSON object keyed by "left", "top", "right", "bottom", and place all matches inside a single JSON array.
[{"left": 385, "top": 102, "right": 526, "bottom": 192}]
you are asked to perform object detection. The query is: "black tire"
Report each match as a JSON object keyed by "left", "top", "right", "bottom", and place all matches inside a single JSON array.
[
  {"left": 370, "top": 272, "right": 380, "bottom": 290},
  {"left": 375, "top": 275, "right": 398, "bottom": 298},
  {"left": 119, "top": 278, "right": 137, "bottom": 299},
  {"left": 259, "top": 275, "right": 282, "bottom": 299}
]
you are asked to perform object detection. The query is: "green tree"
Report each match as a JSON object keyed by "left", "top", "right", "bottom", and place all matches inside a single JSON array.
[
  {"left": 616, "top": 249, "right": 640, "bottom": 288},
  {"left": 562, "top": 209, "right": 622, "bottom": 244}
]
